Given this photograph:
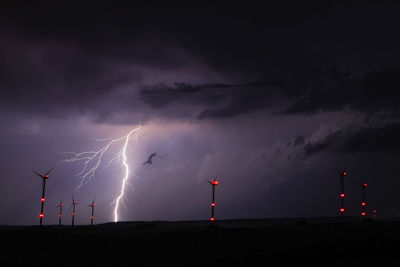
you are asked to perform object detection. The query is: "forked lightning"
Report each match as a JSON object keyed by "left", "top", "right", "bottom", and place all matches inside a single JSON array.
[{"left": 61, "top": 126, "right": 141, "bottom": 222}]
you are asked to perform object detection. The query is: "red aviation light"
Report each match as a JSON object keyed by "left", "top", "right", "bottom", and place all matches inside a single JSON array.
[
  {"left": 340, "top": 208, "right": 345, "bottom": 213},
  {"left": 90, "top": 216, "right": 94, "bottom": 219},
  {"left": 340, "top": 193, "right": 345, "bottom": 198},
  {"left": 44, "top": 175, "right": 49, "bottom": 178},
  {"left": 211, "top": 203, "right": 216, "bottom": 207},
  {"left": 342, "top": 172, "right": 347, "bottom": 176},
  {"left": 59, "top": 214, "right": 62, "bottom": 217},
  {"left": 39, "top": 213, "right": 44, "bottom": 218},
  {"left": 361, "top": 212, "right": 366, "bottom": 216},
  {"left": 362, "top": 202, "right": 366, "bottom": 206},
  {"left": 211, "top": 180, "right": 219, "bottom": 185},
  {"left": 210, "top": 217, "right": 215, "bottom": 221},
  {"left": 72, "top": 213, "right": 75, "bottom": 216},
  {"left": 40, "top": 198, "right": 45, "bottom": 202}
]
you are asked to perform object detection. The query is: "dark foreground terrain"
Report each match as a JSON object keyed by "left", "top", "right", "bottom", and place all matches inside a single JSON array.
[{"left": 1, "top": 217, "right": 400, "bottom": 266}]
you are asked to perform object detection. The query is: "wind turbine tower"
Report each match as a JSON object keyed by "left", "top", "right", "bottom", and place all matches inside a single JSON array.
[
  {"left": 57, "top": 201, "right": 63, "bottom": 226},
  {"left": 207, "top": 176, "right": 219, "bottom": 222},
  {"left": 89, "top": 200, "right": 95, "bottom": 226},
  {"left": 71, "top": 199, "right": 78, "bottom": 227},
  {"left": 361, "top": 183, "right": 367, "bottom": 217},
  {"left": 33, "top": 167, "right": 54, "bottom": 226},
  {"left": 337, "top": 168, "right": 348, "bottom": 216}
]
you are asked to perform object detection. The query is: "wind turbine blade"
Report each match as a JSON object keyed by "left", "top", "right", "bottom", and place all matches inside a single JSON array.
[
  {"left": 343, "top": 163, "right": 349, "bottom": 171},
  {"left": 33, "top": 170, "right": 43, "bottom": 178},
  {"left": 45, "top": 167, "right": 55, "bottom": 176}
]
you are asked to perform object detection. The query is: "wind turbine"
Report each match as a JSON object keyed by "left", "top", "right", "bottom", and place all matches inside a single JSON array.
[
  {"left": 71, "top": 198, "right": 78, "bottom": 227},
  {"left": 207, "top": 175, "right": 220, "bottom": 222},
  {"left": 57, "top": 200, "right": 63, "bottom": 226},
  {"left": 33, "top": 167, "right": 54, "bottom": 226},
  {"left": 337, "top": 166, "right": 348, "bottom": 216},
  {"left": 361, "top": 182, "right": 367, "bottom": 217},
  {"left": 89, "top": 200, "right": 95, "bottom": 226}
]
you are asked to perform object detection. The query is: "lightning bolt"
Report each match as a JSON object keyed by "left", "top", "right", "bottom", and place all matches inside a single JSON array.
[{"left": 60, "top": 125, "right": 141, "bottom": 222}]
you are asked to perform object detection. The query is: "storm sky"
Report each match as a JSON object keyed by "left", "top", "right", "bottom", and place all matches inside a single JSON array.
[{"left": 1, "top": 1, "right": 400, "bottom": 225}]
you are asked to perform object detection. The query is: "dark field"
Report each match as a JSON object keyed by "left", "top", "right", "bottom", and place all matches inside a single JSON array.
[{"left": 1, "top": 218, "right": 400, "bottom": 266}]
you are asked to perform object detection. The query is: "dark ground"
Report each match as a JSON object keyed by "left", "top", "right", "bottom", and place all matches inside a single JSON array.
[{"left": 1, "top": 217, "right": 400, "bottom": 266}]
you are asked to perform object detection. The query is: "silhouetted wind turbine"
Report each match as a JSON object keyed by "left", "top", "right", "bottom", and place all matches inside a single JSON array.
[
  {"left": 337, "top": 166, "right": 348, "bottom": 216},
  {"left": 33, "top": 167, "right": 54, "bottom": 226},
  {"left": 207, "top": 175, "right": 220, "bottom": 222},
  {"left": 57, "top": 200, "right": 63, "bottom": 226},
  {"left": 89, "top": 200, "right": 95, "bottom": 226},
  {"left": 361, "top": 182, "right": 367, "bottom": 217},
  {"left": 71, "top": 198, "right": 78, "bottom": 227}
]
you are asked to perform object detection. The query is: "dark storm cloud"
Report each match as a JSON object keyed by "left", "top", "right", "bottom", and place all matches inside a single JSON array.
[
  {"left": 293, "top": 136, "right": 305, "bottom": 146},
  {"left": 139, "top": 66, "right": 400, "bottom": 121},
  {"left": 340, "top": 123, "right": 400, "bottom": 153},
  {"left": 299, "top": 123, "right": 400, "bottom": 158},
  {"left": 139, "top": 80, "right": 290, "bottom": 119},
  {"left": 303, "top": 130, "right": 344, "bottom": 158},
  {"left": 1, "top": 1, "right": 400, "bottom": 123},
  {"left": 283, "top": 67, "right": 400, "bottom": 117}
]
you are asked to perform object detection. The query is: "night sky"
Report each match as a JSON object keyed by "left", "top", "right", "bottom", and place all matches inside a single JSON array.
[{"left": 1, "top": 1, "right": 400, "bottom": 225}]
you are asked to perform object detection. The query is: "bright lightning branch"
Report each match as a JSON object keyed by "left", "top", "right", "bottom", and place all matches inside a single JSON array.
[{"left": 61, "top": 126, "right": 141, "bottom": 222}]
